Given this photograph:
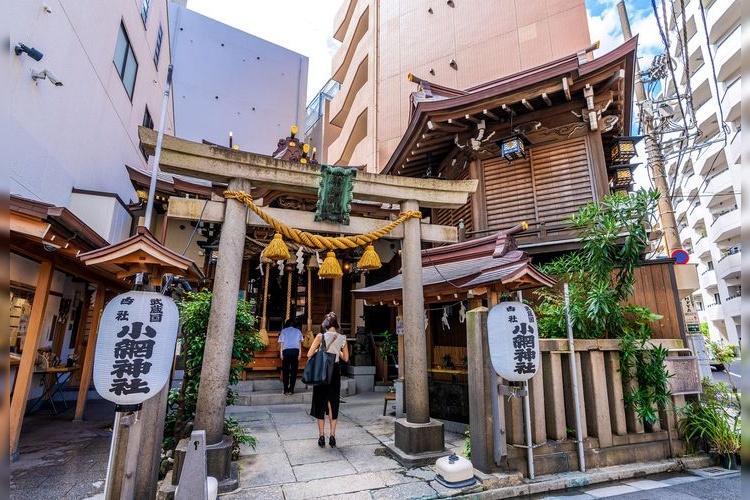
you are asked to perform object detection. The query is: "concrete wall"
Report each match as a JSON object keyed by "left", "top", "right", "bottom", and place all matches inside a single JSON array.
[
  {"left": 8, "top": 0, "right": 174, "bottom": 232},
  {"left": 168, "top": 3, "right": 308, "bottom": 155},
  {"left": 326, "top": 0, "right": 591, "bottom": 172}
]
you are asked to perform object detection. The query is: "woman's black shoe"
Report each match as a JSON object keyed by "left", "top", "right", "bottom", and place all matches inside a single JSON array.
[
  {"left": 329, "top": 436, "right": 336, "bottom": 447},
  {"left": 318, "top": 436, "right": 325, "bottom": 447}
]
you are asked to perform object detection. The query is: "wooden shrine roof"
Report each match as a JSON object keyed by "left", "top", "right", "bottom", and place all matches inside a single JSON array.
[
  {"left": 352, "top": 225, "right": 555, "bottom": 304},
  {"left": 384, "top": 37, "right": 638, "bottom": 177},
  {"left": 78, "top": 226, "right": 203, "bottom": 281}
]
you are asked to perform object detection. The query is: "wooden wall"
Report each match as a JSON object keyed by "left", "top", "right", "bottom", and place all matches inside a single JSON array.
[{"left": 632, "top": 259, "right": 685, "bottom": 340}]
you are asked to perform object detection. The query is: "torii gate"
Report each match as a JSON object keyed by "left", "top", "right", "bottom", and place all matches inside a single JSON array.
[{"left": 139, "top": 127, "right": 478, "bottom": 463}]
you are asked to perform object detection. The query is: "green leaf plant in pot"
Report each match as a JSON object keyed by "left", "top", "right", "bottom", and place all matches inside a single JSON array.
[
  {"left": 377, "top": 330, "right": 397, "bottom": 383},
  {"left": 678, "top": 378, "right": 741, "bottom": 469}
]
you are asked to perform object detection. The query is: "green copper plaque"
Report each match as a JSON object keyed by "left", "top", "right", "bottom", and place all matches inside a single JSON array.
[{"left": 315, "top": 165, "right": 357, "bottom": 225}]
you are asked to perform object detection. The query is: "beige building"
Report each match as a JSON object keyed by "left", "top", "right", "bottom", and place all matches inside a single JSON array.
[{"left": 322, "top": 0, "right": 592, "bottom": 171}]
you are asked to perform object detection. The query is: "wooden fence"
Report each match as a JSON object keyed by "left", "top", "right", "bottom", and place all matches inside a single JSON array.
[{"left": 469, "top": 318, "right": 689, "bottom": 475}]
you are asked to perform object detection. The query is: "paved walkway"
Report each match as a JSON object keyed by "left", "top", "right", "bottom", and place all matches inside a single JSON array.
[{"left": 10, "top": 391, "right": 725, "bottom": 499}]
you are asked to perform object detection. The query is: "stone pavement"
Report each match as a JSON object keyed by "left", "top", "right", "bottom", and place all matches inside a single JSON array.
[{"left": 10, "top": 391, "right": 722, "bottom": 499}]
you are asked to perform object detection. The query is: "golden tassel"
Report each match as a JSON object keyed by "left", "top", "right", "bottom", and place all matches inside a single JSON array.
[
  {"left": 262, "top": 233, "right": 291, "bottom": 261},
  {"left": 357, "top": 244, "right": 382, "bottom": 270},
  {"left": 318, "top": 251, "right": 343, "bottom": 279}
]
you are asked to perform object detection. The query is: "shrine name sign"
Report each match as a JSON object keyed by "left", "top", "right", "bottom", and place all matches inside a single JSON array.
[
  {"left": 487, "top": 301, "right": 539, "bottom": 381},
  {"left": 93, "top": 291, "right": 179, "bottom": 405}
]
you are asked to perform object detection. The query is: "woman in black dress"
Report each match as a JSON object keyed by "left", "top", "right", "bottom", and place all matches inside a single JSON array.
[{"left": 307, "top": 312, "right": 349, "bottom": 447}]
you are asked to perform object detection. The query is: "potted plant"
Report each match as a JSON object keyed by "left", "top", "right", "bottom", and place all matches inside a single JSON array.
[
  {"left": 377, "top": 330, "right": 397, "bottom": 383},
  {"left": 678, "top": 378, "right": 741, "bottom": 469}
]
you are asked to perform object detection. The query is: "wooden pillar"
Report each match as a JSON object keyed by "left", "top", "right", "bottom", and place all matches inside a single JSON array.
[
  {"left": 467, "top": 306, "right": 494, "bottom": 472},
  {"left": 605, "top": 352, "right": 628, "bottom": 436},
  {"left": 581, "top": 351, "right": 612, "bottom": 448},
  {"left": 10, "top": 260, "right": 54, "bottom": 458},
  {"left": 194, "top": 178, "right": 250, "bottom": 444},
  {"left": 542, "top": 352, "right": 567, "bottom": 440},
  {"left": 331, "top": 271, "right": 342, "bottom": 319},
  {"left": 529, "top": 356, "right": 547, "bottom": 444},
  {"left": 397, "top": 306, "right": 404, "bottom": 379},
  {"left": 74, "top": 283, "right": 106, "bottom": 421}
]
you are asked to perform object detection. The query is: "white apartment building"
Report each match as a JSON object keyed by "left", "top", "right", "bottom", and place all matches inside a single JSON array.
[
  {"left": 9, "top": 0, "right": 174, "bottom": 242},
  {"left": 662, "top": 0, "right": 741, "bottom": 345}
]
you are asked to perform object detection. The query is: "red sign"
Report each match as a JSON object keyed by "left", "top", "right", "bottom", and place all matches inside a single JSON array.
[{"left": 671, "top": 249, "right": 689, "bottom": 264}]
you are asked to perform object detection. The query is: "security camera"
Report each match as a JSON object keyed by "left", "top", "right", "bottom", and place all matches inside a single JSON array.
[
  {"left": 43, "top": 242, "right": 61, "bottom": 252},
  {"left": 14, "top": 43, "right": 43, "bottom": 61},
  {"left": 31, "top": 69, "right": 63, "bottom": 86}
]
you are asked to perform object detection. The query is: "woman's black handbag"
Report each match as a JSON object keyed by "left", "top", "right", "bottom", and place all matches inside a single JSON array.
[{"left": 301, "top": 334, "right": 336, "bottom": 385}]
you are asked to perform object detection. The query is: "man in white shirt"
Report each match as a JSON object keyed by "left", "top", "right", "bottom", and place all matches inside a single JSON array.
[{"left": 278, "top": 318, "right": 303, "bottom": 395}]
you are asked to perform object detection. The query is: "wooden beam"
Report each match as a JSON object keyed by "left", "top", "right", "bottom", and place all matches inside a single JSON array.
[
  {"left": 521, "top": 99, "right": 534, "bottom": 111},
  {"left": 74, "top": 283, "right": 106, "bottom": 421},
  {"left": 464, "top": 114, "right": 482, "bottom": 124},
  {"left": 482, "top": 109, "right": 499, "bottom": 120},
  {"left": 427, "top": 120, "right": 467, "bottom": 133},
  {"left": 167, "top": 197, "right": 461, "bottom": 244},
  {"left": 10, "top": 214, "right": 50, "bottom": 240},
  {"left": 542, "top": 93, "right": 553, "bottom": 106},
  {"left": 501, "top": 104, "right": 516, "bottom": 116},
  {"left": 447, "top": 118, "right": 469, "bottom": 129},
  {"left": 563, "top": 77, "right": 571, "bottom": 100},
  {"left": 139, "top": 128, "right": 477, "bottom": 209},
  {"left": 10, "top": 260, "right": 55, "bottom": 458}
]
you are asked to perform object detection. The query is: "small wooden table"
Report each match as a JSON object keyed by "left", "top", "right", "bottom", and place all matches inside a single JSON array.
[
  {"left": 383, "top": 393, "right": 396, "bottom": 416},
  {"left": 27, "top": 366, "right": 79, "bottom": 415}
]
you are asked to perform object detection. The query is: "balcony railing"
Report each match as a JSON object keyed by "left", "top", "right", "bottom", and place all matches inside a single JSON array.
[{"left": 711, "top": 205, "right": 738, "bottom": 226}]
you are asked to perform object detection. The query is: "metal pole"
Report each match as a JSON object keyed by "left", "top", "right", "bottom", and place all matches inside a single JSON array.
[
  {"left": 144, "top": 65, "right": 174, "bottom": 229},
  {"left": 491, "top": 370, "right": 503, "bottom": 465},
  {"left": 564, "top": 283, "right": 586, "bottom": 472},
  {"left": 523, "top": 380, "right": 535, "bottom": 479},
  {"left": 617, "top": 0, "right": 679, "bottom": 254},
  {"left": 104, "top": 411, "right": 122, "bottom": 499}
]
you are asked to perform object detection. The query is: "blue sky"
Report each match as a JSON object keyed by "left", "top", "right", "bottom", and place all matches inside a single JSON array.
[{"left": 586, "top": 0, "right": 663, "bottom": 71}]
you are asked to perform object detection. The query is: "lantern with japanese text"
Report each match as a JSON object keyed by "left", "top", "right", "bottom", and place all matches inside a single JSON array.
[
  {"left": 487, "top": 301, "right": 539, "bottom": 381},
  {"left": 93, "top": 291, "right": 179, "bottom": 406}
]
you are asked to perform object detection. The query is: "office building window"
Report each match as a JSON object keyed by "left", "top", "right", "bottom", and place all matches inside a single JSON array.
[
  {"left": 154, "top": 24, "right": 163, "bottom": 67},
  {"left": 114, "top": 22, "right": 138, "bottom": 100},
  {"left": 141, "top": 0, "right": 151, "bottom": 25},
  {"left": 140, "top": 107, "right": 154, "bottom": 159},
  {"left": 143, "top": 107, "right": 154, "bottom": 129}
]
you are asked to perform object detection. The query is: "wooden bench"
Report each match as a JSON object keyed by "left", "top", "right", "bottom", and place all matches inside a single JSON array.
[{"left": 383, "top": 392, "right": 396, "bottom": 416}]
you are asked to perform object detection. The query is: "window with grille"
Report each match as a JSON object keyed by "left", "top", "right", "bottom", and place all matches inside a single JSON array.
[
  {"left": 141, "top": 0, "right": 151, "bottom": 25},
  {"left": 153, "top": 24, "right": 163, "bottom": 67},
  {"left": 114, "top": 22, "right": 138, "bottom": 101}
]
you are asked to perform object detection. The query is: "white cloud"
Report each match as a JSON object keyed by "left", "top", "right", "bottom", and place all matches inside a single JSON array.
[{"left": 587, "top": 0, "right": 664, "bottom": 69}]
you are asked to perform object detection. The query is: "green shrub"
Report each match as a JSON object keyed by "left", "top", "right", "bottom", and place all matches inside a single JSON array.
[
  {"left": 162, "top": 290, "right": 264, "bottom": 473},
  {"left": 678, "top": 378, "right": 740, "bottom": 458}
]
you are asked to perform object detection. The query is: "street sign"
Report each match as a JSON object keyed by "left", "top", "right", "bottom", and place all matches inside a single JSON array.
[
  {"left": 94, "top": 291, "right": 179, "bottom": 405},
  {"left": 671, "top": 249, "right": 689, "bottom": 264},
  {"left": 487, "top": 302, "right": 539, "bottom": 381}
]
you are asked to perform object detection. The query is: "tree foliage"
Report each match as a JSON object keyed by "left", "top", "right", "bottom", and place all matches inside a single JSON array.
[{"left": 535, "top": 189, "right": 661, "bottom": 339}]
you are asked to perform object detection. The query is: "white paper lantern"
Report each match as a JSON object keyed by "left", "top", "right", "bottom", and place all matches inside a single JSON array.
[
  {"left": 487, "top": 301, "right": 539, "bottom": 381},
  {"left": 93, "top": 291, "right": 179, "bottom": 406}
]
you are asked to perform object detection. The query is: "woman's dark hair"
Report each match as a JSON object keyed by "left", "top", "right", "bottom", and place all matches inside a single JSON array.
[{"left": 321, "top": 312, "right": 339, "bottom": 330}]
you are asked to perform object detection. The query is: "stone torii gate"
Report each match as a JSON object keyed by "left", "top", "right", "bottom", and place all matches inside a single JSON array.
[{"left": 139, "top": 128, "right": 477, "bottom": 466}]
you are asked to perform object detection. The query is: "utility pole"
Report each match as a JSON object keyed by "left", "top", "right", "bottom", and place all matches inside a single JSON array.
[{"left": 617, "top": 1, "right": 680, "bottom": 255}]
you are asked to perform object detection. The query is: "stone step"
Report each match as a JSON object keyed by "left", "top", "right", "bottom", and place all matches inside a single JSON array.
[{"left": 233, "top": 378, "right": 355, "bottom": 406}]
